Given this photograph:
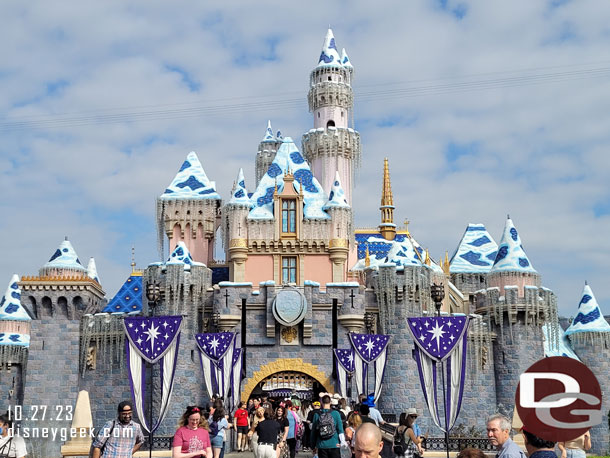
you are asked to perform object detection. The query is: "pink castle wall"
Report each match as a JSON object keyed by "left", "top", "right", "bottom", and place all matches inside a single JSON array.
[
  {"left": 170, "top": 223, "right": 209, "bottom": 264},
  {"left": 245, "top": 255, "right": 274, "bottom": 286},
  {"left": 488, "top": 272, "right": 539, "bottom": 296},
  {"left": 304, "top": 255, "right": 333, "bottom": 285}
]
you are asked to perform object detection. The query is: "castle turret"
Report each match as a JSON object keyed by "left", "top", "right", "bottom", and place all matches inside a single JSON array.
[
  {"left": 565, "top": 283, "right": 610, "bottom": 453},
  {"left": 157, "top": 152, "right": 222, "bottom": 265},
  {"left": 323, "top": 171, "right": 351, "bottom": 282},
  {"left": 225, "top": 168, "right": 253, "bottom": 282},
  {"left": 255, "top": 121, "right": 282, "bottom": 186},
  {"left": 476, "top": 216, "right": 554, "bottom": 414},
  {"left": 302, "top": 29, "right": 361, "bottom": 204},
  {"left": 86, "top": 257, "right": 100, "bottom": 284},
  {"left": 379, "top": 158, "right": 396, "bottom": 241}
]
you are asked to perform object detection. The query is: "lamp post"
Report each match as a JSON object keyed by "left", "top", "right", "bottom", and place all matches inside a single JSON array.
[
  {"left": 430, "top": 283, "right": 449, "bottom": 458},
  {"left": 145, "top": 281, "right": 161, "bottom": 458}
]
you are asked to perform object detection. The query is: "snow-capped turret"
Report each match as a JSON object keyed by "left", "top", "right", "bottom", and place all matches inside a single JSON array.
[
  {"left": 490, "top": 216, "right": 536, "bottom": 273},
  {"left": 249, "top": 137, "right": 329, "bottom": 220},
  {"left": 228, "top": 168, "right": 252, "bottom": 207},
  {"left": 0, "top": 274, "right": 31, "bottom": 348},
  {"left": 40, "top": 238, "right": 87, "bottom": 277},
  {"left": 317, "top": 28, "right": 342, "bottom": 67},
  {"left": 323, "top": 171, "right": 350, "bottom": 210},
  {"left": 159, "top": 151, "right": 220, "bottom": 200},
  {"left": 166, "top": 241, "right": 204, "bottom": 270},
  {"left": 340, "top": 48, "right": 353, "bottom": 69},
  {"left": 450, "top": 224, "right": 498, "bottom": 273},
  {"left": 565, "top": 283, "right": 610, "bottom": 336},
  {"left": 262, "top": 120, "right": 275, "bottom": 142},
  {"left": 87, "top": 257, "right": 100, "bottom": 283}
]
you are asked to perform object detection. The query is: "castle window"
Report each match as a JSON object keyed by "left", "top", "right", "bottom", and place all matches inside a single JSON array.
[
  {"left": 282, "top": 256, "right": 297, "bottom": 284},
  {"left": 282, "top": 199, "right": 296, "bottom": 233},
  {"left": 327, "top": 120, "right": 335, "bottom": 128},
  {"left": 341, "top": 111, "right": 344, "bottom": 118},
  {"left": 328, "top": 76, "right": 332, "bottom": 81}
]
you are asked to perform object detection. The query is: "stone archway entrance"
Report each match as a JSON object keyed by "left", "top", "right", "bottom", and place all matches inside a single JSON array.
[{"left": 241, "top": 358, "right": 334, "bottom": 401}]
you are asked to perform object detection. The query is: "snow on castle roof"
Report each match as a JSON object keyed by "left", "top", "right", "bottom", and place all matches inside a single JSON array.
[
  {"left": 322, "top": 171, "right": 350, "bottom": 210},
  {"left": 450, "top": 224, "right": 498, "bottom": 274},
  {"left": 565, "top": 283, "right": 610, "bottom": 335},
  {"left": 490, "top": 217, "right": 536, "bottom": 273},
  {"left": 166, "top": 241, "right": 205, "bottom": 270},
  {"left": 248, "top": 137, "right": 329, "bottom": 220},
  {"left": 542, "top": 322, "right": 579, "bottom": 360},
  {"left": 42, "top": 239, "right": 86, "bottom": 272},
  {"left": 159, "top": 151, "right": 221, "bottom": 200},
  {"left": 0, "top": 274, "right": 30, "bottom": 323},
  {"left": 340, "top": 48, "right": 352, "bottom": 68},
  {"left": 228, "top": 168, "right": 253, "bottom": 207},
  {"left": 262, "top": 120, "right": 276, "bottom": 143},
  {"left": 317, "top": 28, "right": 344, "bottom": 68},
  {"left": 87, "top": 257, "right": 100, "bottom": 283}
]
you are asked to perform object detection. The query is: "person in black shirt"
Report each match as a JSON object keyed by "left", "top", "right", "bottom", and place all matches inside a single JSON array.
[
  {"left": 359, "top": 405, "right": 376, "bottom": 425},
  {"left": 249, "top": 408, "right": 282, "bottom": 458}
]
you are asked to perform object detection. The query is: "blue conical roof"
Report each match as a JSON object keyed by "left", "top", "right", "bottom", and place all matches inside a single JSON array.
[
  {"left": 248, "top": 137, "right": 329, "bottom": 220},
  {"left": 42, "top": 239, "right": 86, "bottom": 273},
  {"left": 228, "top": 168, "right": 253, "bottom": 207},
  {"left": 159, "top": 152, "right": 221, "bottom": 200},
  {"left": 450, "top": 224, "right": 498, "bottom": 273},
  {"left": 490, "top": 217, "right": 536, "bottom": 273},
  {"left": 340, "top": 48, "right": 353, "bottom": 68},
  {"left": 0, "top": 274, "right": 30, "bottom": 322},
  {"left": 317, "top": 29, "right": 342, "bottom": 68},
  {"left": 102, "top": 273, "right": 142, "bottom": 314},
  {"left": 565, "top": 283, "right": 610, "bottom": 335},
  {"left": 323, "top": 171, "right": 350, "bottom": 210}
]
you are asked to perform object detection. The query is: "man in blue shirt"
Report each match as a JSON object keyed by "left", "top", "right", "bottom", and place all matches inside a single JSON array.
[
  {"left": 486, "top": 414, "right": 526, "bottom": 458},
  {"left": 311, "top": 395, "right": 348, "bottom": 458}
]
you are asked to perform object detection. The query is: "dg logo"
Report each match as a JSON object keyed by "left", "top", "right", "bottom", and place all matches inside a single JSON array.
[{"left": 516, "top": 356, "right": 603, "bottom": 442}]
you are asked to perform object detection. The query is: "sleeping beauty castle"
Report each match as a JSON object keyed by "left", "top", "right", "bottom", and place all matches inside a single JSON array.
[{"left": 0, "top": 29, "right": 609, "bottom": 457}]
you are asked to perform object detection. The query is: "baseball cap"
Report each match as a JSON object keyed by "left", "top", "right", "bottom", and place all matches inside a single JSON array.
[{"left": 312, "top": 401, "right": 321, "bottom": 407}]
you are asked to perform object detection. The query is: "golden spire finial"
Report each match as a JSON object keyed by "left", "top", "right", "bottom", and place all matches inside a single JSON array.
[
  {"left": 365, "top": 245, "right": 370, "bottom": 267},
  {"left": 131, "top": 245, "right": 136, "bottom": 272},
  {"left": 443, "top": 250, "right": 450, "bottom": 275},
  {"left": 404, "top": 219, "right": 410, "bottom": 235},
  {"left": 425, "top": 249, "right": 431, "bottom": 265},
  {"left": 379, "top": 158, "right": 396, "bottom": 241}
]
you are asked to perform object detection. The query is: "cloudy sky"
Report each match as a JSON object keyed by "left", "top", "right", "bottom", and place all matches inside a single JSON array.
[{"left": 1, "top": 1, "right": 609, "bottom": 317}]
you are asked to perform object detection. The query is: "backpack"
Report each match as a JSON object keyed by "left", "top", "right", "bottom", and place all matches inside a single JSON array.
[
  {"left": 316, "top": 410, "right": 336, "bottom": 440},
  {"left": 209, "top": 419, "right": 219, "bottom": 437},
  {"left": 393, "top": 427, "right": 412, "bottom": 456}
]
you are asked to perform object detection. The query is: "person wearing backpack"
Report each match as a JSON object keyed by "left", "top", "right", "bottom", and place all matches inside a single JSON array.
[
  {"left": 91, "top": 401, "right": 144, "bottom": 458},
  {"left": 208, "top": 407, "right": 230, "bottom": 458},
  {"left": 393, "top": 411, "right": 422, "bottom": 458},
  {"left": 310, "top": 395, "right": 347, "bottom": 458}
]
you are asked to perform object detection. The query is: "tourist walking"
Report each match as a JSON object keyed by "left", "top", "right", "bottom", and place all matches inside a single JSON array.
[
  {"left": 172, "top": 405, "right": 212, "bottom": 458},
  {"left": 284, "top": 401, "right": 302, "bottom": 458},
  {"left": 558, "top": 430, "right": 591, "bottom": 458},
  {"left": 310, "top": 394, "right": 347, "bottom": 458},
  {"left": 209, "top": 407, "right": 231, "bottom": 458},
  {"left": 353, "top": 423, "right": 383, "bottom": 458},
  {"left": 91, "top": 400, "right": 144, "bottom": 458},
  {"left": 344, "top": 412, "right": 362, "bottom": 458},
  {"left": 274, "top": 406, "right": 290, "bottom": 458},
  {"left": 394, "top": 411, "right": 423, "bottom": 458},
  {"left": 0, "top": 412, "right": 27, "bottom": 458},
  {"left": 250, "top": 407, "right": 266, "bottom": 458},
  {"left": 234, "top": 401, "right": 250, "bottom": 452},
  {"left": 248, "top": 408, "right": 282, "bottom": 458},
  {"left": 522, "top": 429, "right": 557, "bottom": 458},
  {"left": 486, "top": 414, "right": 526, "bottom": 458},
  {"left": 338, "top": 398, "right": 351, "bottom": 419}
]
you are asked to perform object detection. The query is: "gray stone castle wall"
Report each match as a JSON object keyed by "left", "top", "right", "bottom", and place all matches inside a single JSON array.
[{"left": 0, "top": 363, "right": 24, "bottom": 407}]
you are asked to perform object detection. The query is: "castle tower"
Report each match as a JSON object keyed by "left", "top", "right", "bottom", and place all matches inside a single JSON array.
[
  {"left": 157, "top": 152, "right": 222, "bottom": 265},
  {"left": 564, "top": 283, "right": 610, "bottom": 453},
  {"left": 302, "top": 29, "right": 361, "bottom": 204},
  {"left": 449, "top": 223, "right": 498, "bottom": 311},
  {"left": 476, "top": 217, "right": 552, "bottom": 413},
  {"left": 255, "top": 120, "right": 282, "bottom": 186},
  {"left": 379, "top": 158, "right": 396, "bottom": 241},
  {"left": 225, "top": 168, "right": 253, "bottom": 282},
  {"left": 20, "top": 238, "right": 105, "bottom": 318},
  {"left": 322, "top": 171, "right": 351, "bottom": 281}
]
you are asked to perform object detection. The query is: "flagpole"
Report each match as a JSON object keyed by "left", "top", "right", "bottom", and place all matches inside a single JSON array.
[{"left": 431, "top": 284, "right": 450, "bottom": 458}]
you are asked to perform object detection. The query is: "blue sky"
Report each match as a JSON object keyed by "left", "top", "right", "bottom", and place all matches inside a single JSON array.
[{"left": 1, "top": 1, "right": 610, "bottom": 317}]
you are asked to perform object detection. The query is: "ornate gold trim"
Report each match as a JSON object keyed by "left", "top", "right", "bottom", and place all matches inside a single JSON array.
[
  {"left": 229, "top": 238, "right": 248, "bottom": 248},
  {"left": 329, "top": 239, "right": 348, "bottom": 248},
  {"left": 241, "top": 358, "right": 334, "bottom": 401}
]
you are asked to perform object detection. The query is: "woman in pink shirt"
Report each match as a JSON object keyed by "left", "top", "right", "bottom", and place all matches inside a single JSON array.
[{"left": 172, "top": 406, "right": 213, "bottom": 458}]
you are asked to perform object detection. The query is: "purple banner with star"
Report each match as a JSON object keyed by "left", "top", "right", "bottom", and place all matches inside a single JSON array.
[
  {"left": 348, "top": 333, "right": 390, "bottom": 401},
  {"left": 230, "top": 348, "right": 243, "bottom": 409},
  {"left": 407, "top": 316, "right": 470, "bottom": 433},
  {"left": 334, "top": 348, "right": 354, "bottom": 400},
  {"left": 196, "top": 332, "right": 237, "bottom": 404},
  {"left": 124, "top": 315, "right": 183, "bottom": 433}
]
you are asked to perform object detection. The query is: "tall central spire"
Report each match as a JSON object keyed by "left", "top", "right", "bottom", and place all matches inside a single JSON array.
[{"left": 379, "top": 158, "right": 396, "bottom": 240}]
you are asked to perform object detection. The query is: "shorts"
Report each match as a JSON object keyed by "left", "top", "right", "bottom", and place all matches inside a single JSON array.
[
  {"left": 238, "top": 426, "right": 249, "bottom": 434},
  {"left": 211, "top": 435, "right": 224, "bottom": 448}
]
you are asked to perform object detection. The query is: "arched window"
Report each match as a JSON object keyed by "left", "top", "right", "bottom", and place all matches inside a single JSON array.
[{"left": 327, "top": 120, "right": 335, "bottom": 128}]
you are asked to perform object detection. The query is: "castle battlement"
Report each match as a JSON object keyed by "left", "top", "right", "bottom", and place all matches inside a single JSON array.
[{"left": 301, "top": 127, "right": 361, "bottom": 159}]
